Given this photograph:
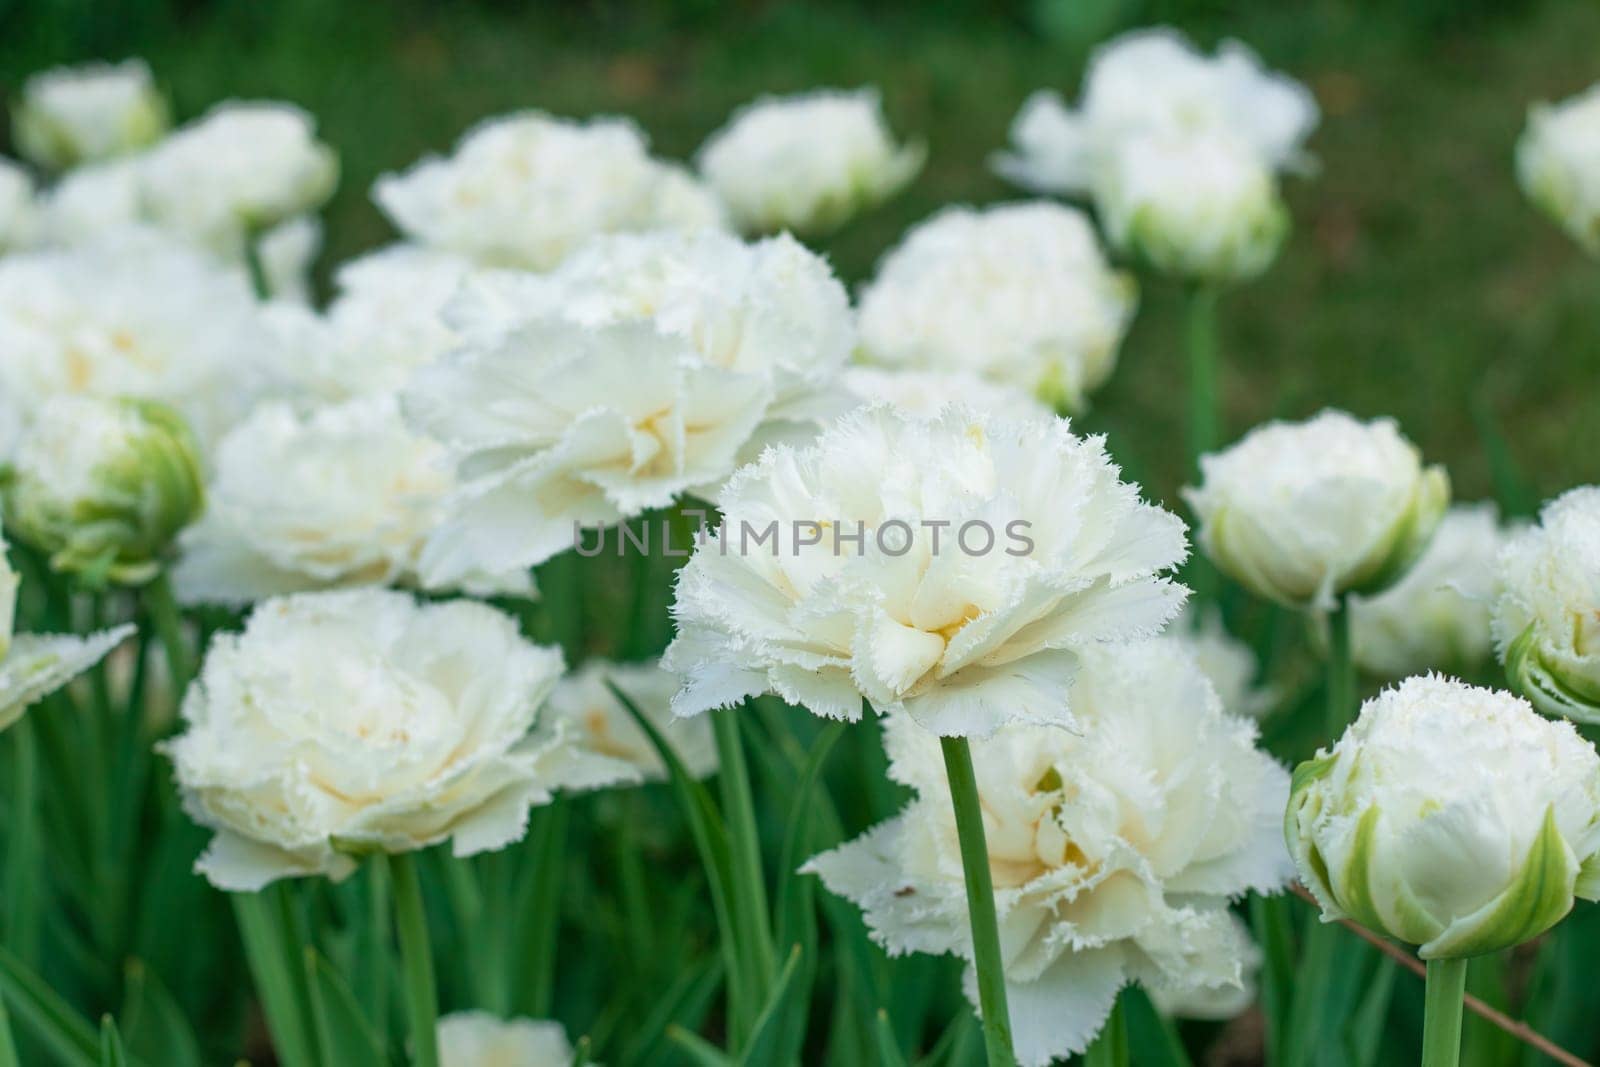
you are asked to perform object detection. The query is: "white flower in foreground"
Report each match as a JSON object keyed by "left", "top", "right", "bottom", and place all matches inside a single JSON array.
[
  {"left": 405, "top": 229, "right": 853, "bottom": 582},
  {"left": 1165, "top": 605, "right": 1272, "bottom": 718},
  {"left": 664, "top": 405, "right": 1188, "bottom": 737},
  {"left": 12, "top": 59, "right": 168, "bottom": 170},
  {"left": 993, "top": 27, "right": 1317, "bottom": 196},
  {"left": 1093, "top": 129, "right": 1288, "bottom": 283},
  {"left": 1288, "top": 675, "right": 1600, "bottom": 958},
  {"left": 697, "top": 88, "right": 923, "bottom": 236},
  {"left": 806, "top": 640, "right": 1290, "bottom": 1064},
  {"left": 0, "top": 530, "right": 135, "bottom": 731},
  {"left": 32, "top": 158, "right": 141, "bottom": 245},
  {"left": 1185, "top": 410, "right": 1449, "bottom": 612},
  {"left": 1517, "top": 82, "right": 1600, "bottom": 255},
  {"left": 1351, "top": 503, "right": 1505, "bottom": 679},
  {"left": 375, "top": 111, "right": 724, "bottom": 271},
  {"left": 856, "top": 203, "right": 1135, "bottom": 411},
  {"left": 439, "top": 1012, "right": 573, "bottom": 1067},
  {"left": 139, "top": 102, "right": 337, "bottom": 258},
  {"left": 0, "top": 227, "right": 279, "bottom": 448},
  {"left": 173, "top": 395, "right": 527, "bottom": 605},
  {"left": 0, "top": 159, "right": 35, "bottom": 253},
  {"left": 3, "top": 395, "right": 203, "bottom": 586},
  {"left": 163, "top": 589, "right": 629, "bottom": 891},
  {"left": 544, "top": 659, "right": 716, "bottom": 783},
  {"left": 1493, "top": 487, "right": 1600, "bottom": 722},
  {"left": 843, "top": 367, "right": 1053, "bottom": 425}
]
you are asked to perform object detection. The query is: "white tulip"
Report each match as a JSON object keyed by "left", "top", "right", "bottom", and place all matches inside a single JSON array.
[
  {"left": 1184, "top": 410, "right": 1449, "bottom": 611},
  {"left": 1165, "top": 605, "right": 1272, "bottom": 718},
  {"left": 993, "top": 27, "right": 1317, "bottom": 196},
  {"left": 33, "top": 158, "right": 142, "bottom": 246},
  {"left": 1493, "top": 487, "right": 1600, "bottom": 723},
  {"left": 697, "top": 88, "right": 923, "bottom": 236},
  {"left": 0, "top": 159, "right": 35, "bottom": 253},
  {"left": 843, "top": 367, "right": 1053, "bottom": 425},
  {"left": 1093, "top": 129, "right": 1289, "bottom": 283},
  {"left": 163, "top": 589, "right": 628, "bottom": 891},
  {"left": 856, "top": 202, "right": 1136, "bottom": 410},
  {"left": 1287, "top": 674, "right": 1600, "bottom": 958},
  {"left": 439, "top": 1012, "right": 573, "bottom": 1067},
  {"left": 544, "top": 659, "right": 716, "bottom": 783},
  {"left": 1351, "top": 503, "right": 1506, "bottom": 679},
  {"left": 254, "top": 215, "right": 322, "bottom": 304},
  {"left": 664, "top": 405, "right": 1188, "bottom": 737},
  {"left": 1517, "top": 82, "right": 1600, "bottom": 255},
  {"left": 172, "top": 394, "right": 528, "bottom": 605},
  {"left": 12, "top": 59, "right": 168, "bottom": 170},
  {"left": 3, "top": 395, "right": 203, "bottom": 586},
  {"left": 374, "top": 111, "right": 725, "bottom": 271},
  {"left": 405, "top": 229, "right": 854, "bottom": 583},
  {"left": 138, "top": 101, "right": 337, "bottom": 259},
  {"left": 805, "top": 640, "right": 1291, "bottom": 1064}
]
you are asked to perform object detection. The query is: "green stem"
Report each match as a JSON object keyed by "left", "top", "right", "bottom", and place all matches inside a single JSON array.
[
  {"left": 939, "top": 736, "right": 1017, "bottom": 1067},
  {"left": 1421, "top": 957, "right": 1468, "bottom": 1067},
  {"left": 1326, "top": 596, "right": 1355, "bottom": 739},
  {"left": 388, "top": 853, "right": 439, "bottom": 1067},
  {"left": 142, "top": 572, "right": 192, "bottom": 703},
  {"left": 1082, "top": 992, "right": 1128, "bottom": 1067},
  {"left": 1185, "top": 284, "right": 1221, "bottom": 473},
  {"left": 712, "top": 709, "right": 776, "bottom": 1018},
  {"left": 243, "top": 234, "right": 271, "bottom": 301}
]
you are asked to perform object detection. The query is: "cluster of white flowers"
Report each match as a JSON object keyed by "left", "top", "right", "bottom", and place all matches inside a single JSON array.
[
  {"left": 665, "top": 405, "right": 1188, "bottom": 737},
  {"left": 405, "top": 228, "right": 855, "bottom": 583},
  {"left": 1493, "top": 487, "right": 1600, "bottom": 723},
  {"left": 375, "top": 111, "right": 725, "bottom": 271},
  {"left": 1517, "top": 81, "right": 1600, "bottom": 254},
  {"left": 697, "top": 89, "right": 923, "bottom": 236},
  {"left": 806, "top": 640, "right": 1291, "bottom": 1065},
  {"left": 856, "top": 202, "right": 1136, "bottom": 411},
  {"left": 995, "top": 29, "right": 1318, "bottom": 282}
]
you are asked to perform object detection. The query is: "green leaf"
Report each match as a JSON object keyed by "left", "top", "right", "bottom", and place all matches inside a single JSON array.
[
  {"left": 619, "top": 957, "right": 723, "bottom": 1067},
  {"left": 667, "top": 1024, "right": 735, "bottom": 1067},
  {"left": 737, "top": 944, "right": 803, "bottom": 1067},
  {"left": 1121, "top": 986, "right": 1192, "bottom": 1067},
  {"left": 1344, "top": 955, "right": 1398, "bottom": 1067},
  {"left": 873, "top": 1009, "right": 909, "bottom": 1067},
  {"left": 0, "top": 984, "right": 18, "bottom": 1067},
  {"left": 119, "top": 959, "right": 202, "bottom": 1067},
  {"left": 304, "top": 948, "right": 385, "bottom": 1067},
  {"left": 0, "top": 944, "right": 100, "bottom": 1067},
  {"left": 98, "top": 1016, "right": 128, "bottom": 1067},
  {"left": 232, "top": 890, "right": 321, "bottom": 1067}
]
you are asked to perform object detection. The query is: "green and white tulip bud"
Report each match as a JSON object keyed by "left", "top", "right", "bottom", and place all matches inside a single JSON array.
[
  {"left": 12, "top": 59, "right": 169, "bottom": 171},
  {"left": 1184, "top": 410, "right": 1449, "bottom": 611},
  {"left": 1516, "top": 82, "right": 1600, "bottom": 256},
  {"left": 2, "top": 395, "right": 204, "bottom": 586},
  {"left": 1493, "top": 487, "right": 1600, "bottom": 723},
  {"left": 1093, "top": 128, "right": 1289, "bottom": 284},
  {"left": 1287, "top": 674, "right": 1600, "bottom": 959}
]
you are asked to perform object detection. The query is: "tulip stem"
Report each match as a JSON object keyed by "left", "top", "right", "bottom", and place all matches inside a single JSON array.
[
  {"left": 1422, "top": 957, "right": 1468, "bottom": 1067},
  {"left": 1083, "top": 992, "right": 1128, "bottom": 1066},
  {"left": 142, "top": 571, "right": 192, "bottom": 701},
  {"left": 388, "top": 852, "right": 440, "bottom": 1067},
  {"left": 1325, "top": 596, "right": 1355, "bottom": 738},
  {"left": 711, "top": 708, "right": 776, "bottom": 1019},
  {"left": 940, "top": 735, "right": 1017, "bottom": 1067}
]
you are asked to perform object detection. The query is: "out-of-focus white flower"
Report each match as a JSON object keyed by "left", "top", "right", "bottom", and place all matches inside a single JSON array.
[
  {"left": 543, "top": 659, "right": 716, "bottom": 783},
  {"left": 163, "top": 589, "right": 629, "bottom": 891},
  {"left": 1351, "top": 503, "right": 1505, "bottom": 679},
  {"left": 1493, "top": 487, "right": 1600, "bottom": 723},
  {"left": 697, "top": 88, "right": 923, "bottom": 236},
  {"left": 843, "top": 367, "right": 1053, "bottom": 424},
  {"left": 0, "top": 160, "right": 35, "bottom": 254},
  {"left": 993, "top": 28, "right": 1317, "bottom": 196},
  {"left": 139, "top": 102, "right": 337, "bottom": 259},
  {"left": 1165, "top": 605, "right": 1272, "bottom": 718},
  {"left": 405, "top": 229, "right": 854, "bottom": 583},
  {"left": 374, "top": 111, "right": 725, "bottom": 271},
  {"left": 173, "top": 394, "right": 528, "bottom": 605},
  {"left": 856, "top": 203, "right": 1136, "bottom": 411},
  {"left": 0, "top": 228, "right": 279, "bottom": 449},
  {"left": 0, "top": 528, "right": 135, "bottom": 731},
  {"left": 33, "top": 158, "right": 142, "bottom": 245},
  {"left": 12, "top": 59, "right": 169, "bottom": 170},
  {"left": 1288, "top": 674, "right": 1600, "bottom": 958},
  {"left": 1147, "top": 926, "right": 1261, "bottom": 1021},
  {"left": 1517, "top": 82, "right": 1600, "bottom": 255},
  {"left": 439, "top": 1012, "right": 573, "bottom": 1067},
  {"left": 664, "top": 405, "right": 1188, "bottom": 737},
  {"left": 806, "top": 640, "right": 1290, "bottom": 1064},
  {"left": 3, "top": 395, "right": 203, "bottom": 586},
  {"left": 1184, "top": 410, "right": 1449, "bottom": 612},
  {"left": 255, "top": 215, "right": 322, "bottom": 304},
  {"left": 1093, "top": 129, "right": 1288, "bottom": 283}
]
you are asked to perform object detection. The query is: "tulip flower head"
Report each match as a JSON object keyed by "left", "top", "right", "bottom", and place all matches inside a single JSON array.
[
  {"left": 12, "top": 59, "right": 169, "bottom": 171},
  {"left": 1517, "top": 81, "right": 1600, "bottom": 255}
]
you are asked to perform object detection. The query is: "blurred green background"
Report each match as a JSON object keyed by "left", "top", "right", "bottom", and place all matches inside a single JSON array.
[{"left": 1, "top": 0, "right": 1596, "bottom": 514}]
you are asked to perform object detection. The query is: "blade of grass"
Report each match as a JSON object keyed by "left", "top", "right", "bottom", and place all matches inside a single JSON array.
[{"left": 0, "top": 945, "right": 100, "bottom": 1067}]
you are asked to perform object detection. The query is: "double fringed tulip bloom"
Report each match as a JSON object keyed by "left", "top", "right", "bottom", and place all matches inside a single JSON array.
[
  {"left": 1287, "top": 675, "right": 1600, "bottom": 958},
  {"left": 1185, "top": 410, "right": 1449, "bottom": 611}
]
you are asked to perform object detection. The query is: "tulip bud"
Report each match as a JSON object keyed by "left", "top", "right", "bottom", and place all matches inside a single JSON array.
[
  {"left": 1287, "top": 675, "right": 1600, "bottom": 959},
  {"left": 1184, "top": 410, "right": 1450, "bottom": 611},
  {"left": 2, "top": 395, "right": 204, "bottom": 586},
  {"left": 1516, "top": 82, "right": 1600, "bottom": 256},
  {"left": 1093, "top": 129, "right": 1289, "bottom": 284},
  {"left": 1492, "top": 487, "right": 1600, "bottom": 723},
  {"left": 12, "top": 60, "right": 169, "bottom": 171}
]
